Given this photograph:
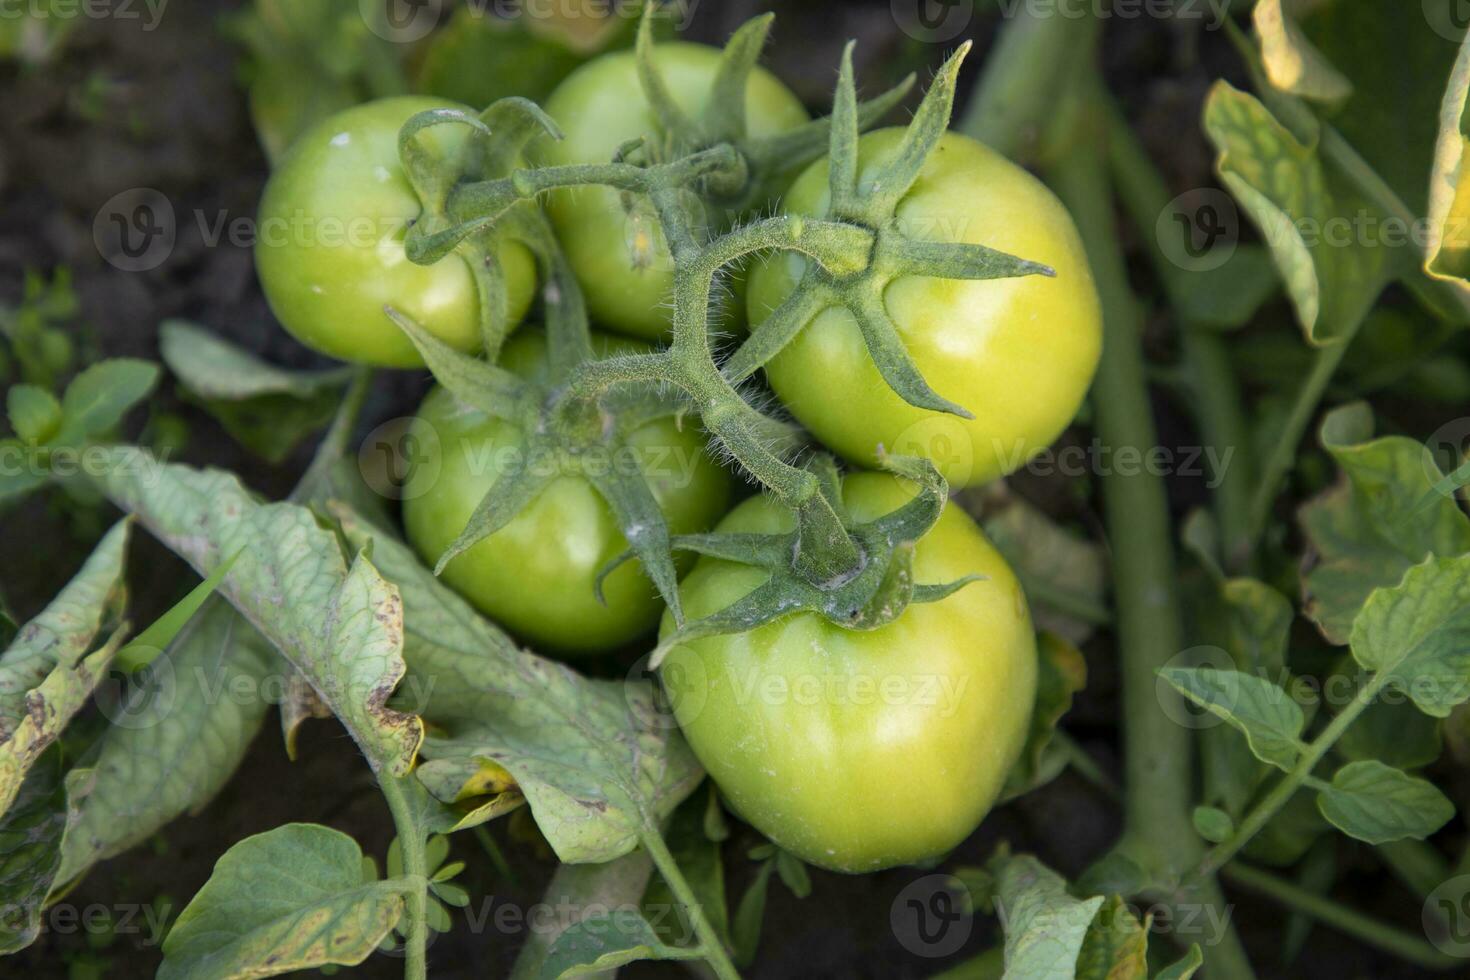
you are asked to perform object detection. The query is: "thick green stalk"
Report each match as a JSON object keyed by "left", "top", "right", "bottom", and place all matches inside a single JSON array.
[
  {"left": 1101, "top": 103, "right": 1256, "bottom": 570},
  {"left": 1046, "top": 93, "right": 1254, "bottom": 980},
  {"left": 1221, "top": 863, "right": 1461, "bottom": 971}
]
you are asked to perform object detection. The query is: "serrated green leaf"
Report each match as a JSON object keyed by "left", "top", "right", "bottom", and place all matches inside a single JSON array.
[
  {"left": 1074, "top": 894, "right": 1148, "bottom": 980},
  {"left": 538, "top": 911, "right": 701, "bottom": 979},
  {"left": 0, "top": 519, "right": 128, "bottom": 739},
  {"left": 1300, "top": 405, "right": 1470, "bottom": 644},
  {"left": 335, "top": 507, "right": 701, "bottom": 864},
  {"left": 1349, "top": 554, "right": 1470, "bottom": 717},
  {"left": 159, "top": 824, "right": 407, "bottom": 980},
  {"left": 6, "top": 384, "right": 61, "bottom": 445},
  {"left": 1203, "top": 81, "right": 1389, "bottom": 343},
  {"left": 89, "top": 449, "right": 423, "bottom": 776},
  {"left": 1330, "top": 656, "right": 1443, "bottom": 770},
  {"left": 55, "top": 600, "right": 277, "bottom": 888},
  {"left": 56, "top": 358, "right": 159, "bottom": 444},
  {"left": 993, "top": 854, "right": 1104, "bottom": 979},
  {"left": 1316, "top": 760, "right": 1455, "bottom": 844},
  {"left": 0, "top": 748, "right": 66, "bottom": 953},
  {"left": 1159, "top": 667, "right": 1305, "bottom": 771}
]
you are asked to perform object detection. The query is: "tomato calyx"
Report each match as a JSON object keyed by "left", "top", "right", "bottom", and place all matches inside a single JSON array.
[
  {"left": 636, "top": 452, "right": 982, "bottom": 669},
  {"left": 728, "top": 43, "right": 1058, "bottom": 425}
]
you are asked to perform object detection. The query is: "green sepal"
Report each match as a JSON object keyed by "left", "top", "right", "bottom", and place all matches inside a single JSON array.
[
  {"left": 431, "top": 439, "right": 558, "bottom": 576},
  {"left": 584, "top": 439, "right": 685, "bottom": 628},
  {"left": 385, "top": 307, "right": 529, "bottom": 419},
  {"left": 648, "top": 454, "right": 973, "bottom": 667}
]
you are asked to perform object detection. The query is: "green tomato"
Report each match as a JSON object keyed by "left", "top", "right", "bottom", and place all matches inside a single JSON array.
[
  {"left": 659, "top": 473, "right": 1036, "bottom": 872},
  {"left": 403, "top": 329, "right": 733, "bottom": 655},
  {"left": 747, "top": 129, "right": 1102, "bottom": 488},
  {"left": 539, "top": 42, "right": 809, "bottom": 340},
  {"left": 256, "top": 96, "right": 536, "bottom": 368}
]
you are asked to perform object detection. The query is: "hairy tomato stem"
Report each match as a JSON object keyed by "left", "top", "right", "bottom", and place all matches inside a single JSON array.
[
  {"left": 380, "top": 775, "right": 430, "bottom": 980},
  {"left": 640, "top": 823, "right": 742, "bottom": 980}
]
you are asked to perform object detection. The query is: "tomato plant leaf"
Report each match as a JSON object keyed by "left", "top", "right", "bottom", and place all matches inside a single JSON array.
[
  {"left": 1192, "top": 805, "right": 1235, "bottom": 845},
  {"left": 1158, "top": 667, "right": 1305, "bottom": 771},
  {"left": 55, "top": 600, "right": 278, "bottom": 888},
  {"left": 1316, "top": 760, "right": 1455, "bottom": 845},
  {"left": 0, "top": 518, "right": 128, "bottom": 739},
  {"left": 55, "top": 358, "right": 159, "bottom": 444},
  {"left": 0, "top": 748, "right": 66, "bottom": 954},
  {"left": 982, "top": 488, "right": 1107, "bottom": 644},
  {"left": 993, "top": 853, "right": 1105, "bottom": 979},
  {"left": 6, "top": 384, "right": 60, "bottom": 445},
  {"left": 1329, "top": 656, "right": 1443, "bottom": 770},
  {"left": 414, "top": 755, "right": 526, "bottom": 833},
  {"left": 1300, "top": 404, "right": 1470, "bottom": 644},
  {"left": 1202, "top": 81, "right": 1390, "bottom": 344},
  {"left": 1001, "top": 632, "right": 1087, "bottom": 802},
  {"left": 91, "top": 451, "right": 424, "bottom": 777},
  {"left": 1155, "top": 944, "right": 1204, "bottom": 980},
  {"left": 0, "top": 624, "right": 126, "bottom": 816},
  {"left": 159, "top": 320, "right": 353, "bottom": 465},
  {"left": 335, "top": 506, "right": 702, "bottom": 864},
  {"left": 1074, "top": 894, "right": 1148, "bottom": 980},
  {"left": 1252, "top": 0, "right": 1352, "bottom": 104},
  {"left": 730, "top": 857, "right": 775, "bottom": 968},
  {"left": 159, "top": 823, "right": 408, "bottom": 980},
  {"left": 1349, "top": 554, "right": 1470, "bottom": 718},
  {"left": 537, "top": 910, "right": 703, "bottom": 979},
  {"left": 1428, "top": 25, "right": 1470, "bottom": 282}
]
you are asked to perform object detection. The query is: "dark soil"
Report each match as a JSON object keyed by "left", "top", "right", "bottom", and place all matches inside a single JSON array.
[{"left": 0, "top": 2, "right": 1443, "bottom": 978}]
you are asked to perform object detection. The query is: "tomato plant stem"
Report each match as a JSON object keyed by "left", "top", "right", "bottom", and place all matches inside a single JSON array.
[
  {"left": 291, "top": 365, "right": 374, "bottom": 505},
  {"left": 1047, "top": 85, "right": 1254, "bottom": 980},
  {"left": 1194, "top": 672, "right": 1390, "bottom": 882},
  {"left": 1243, "top": 334, "right": 1352, "bottom": 552},
  {"left": 1100, "top": 101, "right": 1257, "bottom": 571},
  {"left": 380, "top": 775, "right": 430, "bottom": 980},
  {"left": 1220, "top": 862, "right": 1461, "bottom": 970},
  {"left": 640, "top": 825, "right": 741, "bottom": 980}
]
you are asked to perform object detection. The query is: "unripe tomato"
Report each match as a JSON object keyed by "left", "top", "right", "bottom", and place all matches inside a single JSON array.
[
  {"left": 403, "top": 329, "right": 733, "bottom": 654},
  {"left": 659, "top": 473, "right": 1036, "bottom": 871},
  {"left": 747, "top": 129, "right": 1102, "bottom": 488},
  {"left": 539, "top": 42, "right": 809, "bottom": 340},
  {"left": 256, "top": 97, "right": 536, "bottom": 368}
]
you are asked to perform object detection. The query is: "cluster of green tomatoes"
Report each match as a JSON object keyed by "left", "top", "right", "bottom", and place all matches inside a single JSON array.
[{"left": 252, "top": 28, "right": 1102, "bottom": 874}]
